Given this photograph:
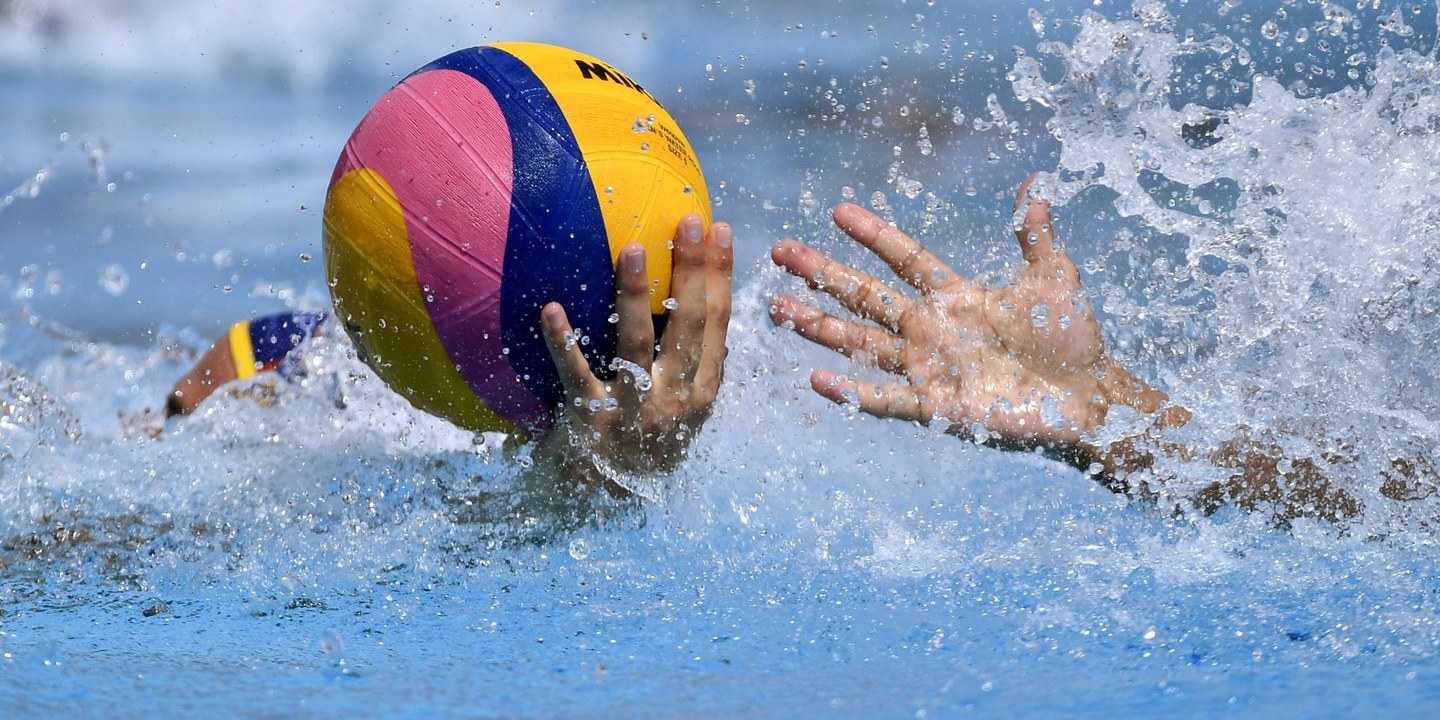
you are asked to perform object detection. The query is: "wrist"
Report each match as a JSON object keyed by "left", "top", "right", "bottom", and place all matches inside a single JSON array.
[
  {"left": 529, "top": 416, "right": 636, "bottom": 498},
  {"left": 1097, "top": 358, "right": 1167, "bottom": 414},
  {"left": 1093, "top": 358, "right": 1191, "bottom": 432}
]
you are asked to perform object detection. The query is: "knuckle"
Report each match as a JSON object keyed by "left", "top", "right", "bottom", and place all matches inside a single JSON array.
[
  {"left": 623, "top": 278, "right": 650, "bottom": 296},
  {"left": 689, "top": 384, "right": 717, "bottom": 408}
]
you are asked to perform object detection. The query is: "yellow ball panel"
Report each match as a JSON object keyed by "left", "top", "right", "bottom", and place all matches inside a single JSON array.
[
  {"left": 323, "top": 167, "right": 512, "bottom": 433},
  {"left": 492, "top": 42, "right": 713, "bottom": 314}
]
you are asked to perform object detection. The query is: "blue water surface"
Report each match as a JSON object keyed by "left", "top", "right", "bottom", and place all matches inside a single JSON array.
[{"left": 3, "top": 1, "right": 1440, "bottom": 718}]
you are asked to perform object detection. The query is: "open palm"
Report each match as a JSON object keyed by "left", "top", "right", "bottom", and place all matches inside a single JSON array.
[{"left": 771, "top": 175, "right": 1160, "bottom": 447}]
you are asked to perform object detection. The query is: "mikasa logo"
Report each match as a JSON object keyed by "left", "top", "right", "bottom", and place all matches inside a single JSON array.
[{"left": 573, "top": 58, "right": 654, "bottom": 100}]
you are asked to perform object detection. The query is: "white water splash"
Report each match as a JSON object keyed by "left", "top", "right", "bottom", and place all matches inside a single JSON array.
[{"left": 1014, "top": 7, "right": 1440, "bottom": 525}]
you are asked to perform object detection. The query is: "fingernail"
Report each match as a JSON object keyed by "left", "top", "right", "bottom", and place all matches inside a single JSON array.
[
  {"left": 767, "top": 297, "right": 785, "bottom": 320},
  {"left": 542, "top": 304, "right": 564, "bottom": 329},
  {"left": 621, "top": 245, "right": 645, "bottom": 274},
  {"left": 683, "top": 215, "right": 702, "bottom": 244},
  {"left": 714, "top": 223, "right": 732, "bottom": 249}
]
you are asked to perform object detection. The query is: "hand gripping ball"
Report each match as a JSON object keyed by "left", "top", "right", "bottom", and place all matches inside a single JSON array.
[{"left": 322, "top": 42, "right": 711, "bottom": 435}]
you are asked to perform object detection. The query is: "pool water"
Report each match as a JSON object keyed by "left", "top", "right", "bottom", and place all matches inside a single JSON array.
[{"left": 3, "top": 1, "right": 1440, "bottom": 717}]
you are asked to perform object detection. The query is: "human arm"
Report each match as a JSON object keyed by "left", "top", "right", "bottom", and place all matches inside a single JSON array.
[
  {"left": 153, "top": 215, "right": 731, "bottom": 495},
  {"left": 162, "top": 312, "right": 326, "bottom": 418},
  {"left": 528, "top": 214, "right": 733, "bottom": 493},
  {"left": 768, "top": 174, "right": 1369, "bottom": 521},
  {"left": 165, "top": 333, "right": 242, "bottom": 417},
  {"left": 122, "top": 323, "right": 244, "bottom": 439}
]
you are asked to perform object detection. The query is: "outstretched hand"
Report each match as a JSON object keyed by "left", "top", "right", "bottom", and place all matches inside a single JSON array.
[
  {"left": 536, "top": 214, "right": 732, "bottom": 486},
  {"left": 770, "top": 174, "right": 1166, "bottom": 451}
]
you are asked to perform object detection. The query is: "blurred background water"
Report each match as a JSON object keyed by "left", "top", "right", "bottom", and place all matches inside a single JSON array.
[{"left": 3, "top": 0, "right": 1440, "bottom": 717}]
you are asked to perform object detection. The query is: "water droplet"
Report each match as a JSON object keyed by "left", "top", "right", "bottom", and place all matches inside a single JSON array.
[
  {"left": 662, "top": 297, "right": 679, "bottom": 310},
  {"left": 319, "top": 628, "right": 345, "bottom": 658},
  {"left": 98, "top": 264, "right": 128, "bottom": 296},
  {"left": 895, "top": 176, "right": 924, "bottom": 199},
  {"left": 1028, "top": 7, "right": 1046, "bottom": 36},
  {"left": 609, "top": 357, "right": 653, "bottom": 391},
  {"left": 1030, "top": 303, "right": 1050, "bottom": 328}
]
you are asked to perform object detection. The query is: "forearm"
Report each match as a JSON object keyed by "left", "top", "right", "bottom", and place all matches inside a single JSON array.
[
  {"left": 166, "top": 336, "right": 241, "bottom": 416},
  {"left": 1074, "top": 398, "right": 1363, "bottom": 522},
  {"left": 1193, "top": 441, "right": 1361, "bottom": 520},
  {"left": 1057, "top": 358, "right": 1193, "bottom": 489}
]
